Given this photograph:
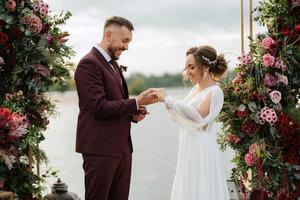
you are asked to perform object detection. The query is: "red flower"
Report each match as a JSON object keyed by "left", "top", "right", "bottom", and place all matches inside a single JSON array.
[
  {"left": 0, "top": 108, "right": 12, "bottom": 119},
  {"left": 280, "top": 28, "right": 290, "bottom": 36},
  {"left": 0, "top": 20, "right": 6, "bottom": 29},
  {"left": 41, "top": 23, "right": 50, "bottom": 34},
  {"left": 295, "top": 24, "right": 300, "bottom": 32},
  {"left": 241, "top": 122, "right": 259, "bottom": 135},
  {"left": 11, "top": 27, "right": 24, "bottom": 40},
  {"left": 227, "top": 134, "right": 241, "bottom": 144},
  {"left": 276, "top": 113, "right": 299, "bottom": 136},
  {"left": 0, "top": 32, "right": 9, "bottom": 45},
  {"left": 235, "top": 109, "right": 248, "bottom": 118},
  {"left": 5, "top": 0, "right": 16, "bottom": 12},
  {"left": 249, "top": 90, "right": 264, "bottom": 102}
]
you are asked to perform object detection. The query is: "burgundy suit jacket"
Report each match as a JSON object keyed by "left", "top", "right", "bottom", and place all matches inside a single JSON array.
[{"left": 75, "top": 47, "right": 138, "bottom": 156}]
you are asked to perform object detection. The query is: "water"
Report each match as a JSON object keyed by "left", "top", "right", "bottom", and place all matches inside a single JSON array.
[{"left": 40, "top": 88, "right": 234, "bottom": 199}]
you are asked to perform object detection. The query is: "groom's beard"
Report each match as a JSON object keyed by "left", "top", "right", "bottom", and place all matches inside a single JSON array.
[{"left": 108, "top": 46, "right": 125, "bottom": 60}]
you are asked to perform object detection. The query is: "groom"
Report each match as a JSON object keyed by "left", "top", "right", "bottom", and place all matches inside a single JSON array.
[{"left": 74, "top": 16, "right": 158, "bottom": 200}]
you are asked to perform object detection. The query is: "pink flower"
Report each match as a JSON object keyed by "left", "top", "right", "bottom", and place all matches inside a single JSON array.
[
  {"left": 269, "top": 90, "right": 281, "bottom": 104},
  {"left": 0, "top": 107, "right": 12, "bottom": 119},
  {"left": 21, "top": 14, "right": 43, "bottom": 35},
  {"left": 39, "top": 7, "right": 48, "bottom": 16},
  {"left": 275, "top": 59, "right": 287, "bottom": 71},
  {"left": 0, "top": 32, "right": 9, "bottom": 45},
  {"left": 249, "top": 143, "right": 259, "bottom": 155},
  {"left": 32, "top": 3, "right": 39, "bottom": 12},
  {"left": 262, "top": 53, "right": 275, "bottom": 67},
  {"left": 0, "top": 179, "right": 4, "bottom": 189},
  {"left": 275, "top": 73, "right": 288, "bottom": 85},
  {"left": 34, "top": 64, "right": 50, "bottom": 77},
  {"left": 264, "top": 73, "right": 277, "bottom": 87},
  {"left": 245, "top": 153, "right": 256, "bottom": 166},
  {"left": 38, "top": 0, "right": 49, "bottom": 16},
  {"left": 260, "top": 107, "right": 278, "bottom": 126},
  {"left": 238, "top": 52, "right": 251, "bottom": 65},
  {"left": 262, "top": 36, "right": 274, "bottom": 49},
  {"left": 232, "top": 73, "right": 243, "bottom": 84},
  {"left": 0, "top": 57, "right": 4, "bottom": 65},
  {"left": 5, "top": 0, "right": 16, "bottom": 12}
]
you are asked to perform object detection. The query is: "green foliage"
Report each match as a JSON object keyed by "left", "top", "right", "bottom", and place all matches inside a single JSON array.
[
  {"left": 126, "top": 73, "right": 187, "bottom": 95},
  {"left": 218, "top": 0, "right": 300, "bottom": 198},
  {"left": 0, "top": 0, "right": 74, "bottom": 197}
]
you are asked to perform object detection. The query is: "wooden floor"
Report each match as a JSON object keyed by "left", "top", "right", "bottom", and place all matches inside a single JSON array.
[{"left": 0, "top": 191, "right": 13, "bottom": 200}]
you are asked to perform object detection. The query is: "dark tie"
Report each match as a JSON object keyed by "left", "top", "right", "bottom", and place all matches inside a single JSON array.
[{"left": 109, "top": 60, "right": 122, "bottom": 84}]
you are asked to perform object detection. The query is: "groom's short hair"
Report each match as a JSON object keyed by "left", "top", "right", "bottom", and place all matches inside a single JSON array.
[{"left": 104, "top": 16, "right": 134, "bottom": 31}]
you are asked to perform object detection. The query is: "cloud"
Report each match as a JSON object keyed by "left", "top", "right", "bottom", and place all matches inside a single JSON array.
[{"left": 49, "top": 0, "right": 266, "bottom": 75}]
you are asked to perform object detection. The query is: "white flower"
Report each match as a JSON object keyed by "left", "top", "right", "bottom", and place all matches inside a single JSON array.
[
  {"left": 0, "top": 150, "right": 16, "bottom": 170},
  {"left": 0, "top": 57, "right": 4, "bottom": 65},
  {"left": 269, "top": 90, "right": 281, "bottom": 104}
]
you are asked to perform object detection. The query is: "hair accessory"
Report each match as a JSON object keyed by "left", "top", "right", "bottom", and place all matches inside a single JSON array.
[{"left": 201, "top": 55, "right": 217, "bottom": 65}]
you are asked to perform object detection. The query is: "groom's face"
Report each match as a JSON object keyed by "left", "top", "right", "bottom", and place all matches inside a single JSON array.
[
  {"left": 185, "top": 54, "right": 202, "bottom": 84},
  {"left": 107, "top": 26, "right": 132, "bottom": 60}
]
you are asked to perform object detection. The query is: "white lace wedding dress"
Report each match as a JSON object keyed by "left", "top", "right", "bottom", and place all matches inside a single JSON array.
[{"left": 164, "top": 85, "right": 230, "bottom": 200}]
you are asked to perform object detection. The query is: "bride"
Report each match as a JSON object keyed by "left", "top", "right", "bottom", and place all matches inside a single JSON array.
[{"left": 154, "top": 45, "right": 230, "bottom": 200}]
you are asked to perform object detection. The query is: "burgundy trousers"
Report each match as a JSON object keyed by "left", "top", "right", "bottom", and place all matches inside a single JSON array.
[{"left": 82, "top": 144, "right": 132, "bottom": 200}]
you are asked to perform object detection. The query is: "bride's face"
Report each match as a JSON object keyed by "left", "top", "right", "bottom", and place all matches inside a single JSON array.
[{"left": 185, "top": 54, "right": 202, "bottom": 84}]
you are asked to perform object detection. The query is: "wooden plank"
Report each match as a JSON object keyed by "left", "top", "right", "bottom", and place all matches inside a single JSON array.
[{"left": 0, "top": 191, "right": 13, "bottom": 200}]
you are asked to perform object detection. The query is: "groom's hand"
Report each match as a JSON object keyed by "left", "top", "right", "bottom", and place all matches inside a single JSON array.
[
  {"left": 132, "top": 106, "right": 148, "bottom": 123},
  {"left": 137, "top": 89, "right": 159, "bottom": 106},
  {"left": 136, "top": 106, "right": 148, "bottom": 115},
  {"left": 132, "top": 113, "right": 146, "bottom": 122}
]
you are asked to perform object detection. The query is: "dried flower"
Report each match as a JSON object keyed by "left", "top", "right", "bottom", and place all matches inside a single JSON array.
[
  {"left": 5, "top": 0, "right": 16, "bottom": 12},
  {"left": 21, "top": 14, "right": 43, "bottom": 35}
]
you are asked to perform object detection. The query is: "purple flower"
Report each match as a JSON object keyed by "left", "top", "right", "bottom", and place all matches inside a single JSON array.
[
  {"left": 264, "top": 73, "right": 277, "bottom": 87},
  {"left": 45, "top": 34, "right": 53, "bottom": 45}
]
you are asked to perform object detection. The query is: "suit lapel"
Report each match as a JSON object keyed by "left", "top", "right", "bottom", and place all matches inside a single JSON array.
[
  {"left": 91, "top": 48, "right": 126, "bottom": 97},
  {"left": 114, "top": 62, "right": 129, "bottom": 98}
]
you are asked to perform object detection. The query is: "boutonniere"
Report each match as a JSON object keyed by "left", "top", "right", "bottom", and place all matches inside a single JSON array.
[{"left": 119, "top": 65, "right": 128, "bottom": 72}]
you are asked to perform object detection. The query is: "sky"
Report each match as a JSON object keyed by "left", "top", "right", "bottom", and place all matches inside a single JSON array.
[{"left": 49, "top": 0, "right": 266, "bottom": 75}]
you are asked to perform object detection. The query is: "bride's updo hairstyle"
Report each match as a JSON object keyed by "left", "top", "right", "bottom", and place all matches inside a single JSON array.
[{"left": 193, "top": 45, "right": 228, "bottom": 81}]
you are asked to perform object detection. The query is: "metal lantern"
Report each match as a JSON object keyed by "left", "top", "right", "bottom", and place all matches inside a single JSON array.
[
  {"left": 227, "top": 180, "right": 250, "bottom": 200},
  {"left": 44, "top": 178, "right": 80, "bottom": 200}
]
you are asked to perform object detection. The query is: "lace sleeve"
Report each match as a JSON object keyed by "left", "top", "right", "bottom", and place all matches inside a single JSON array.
[{"left": 163, "top": 87, "right": 224, "bottom": 131}]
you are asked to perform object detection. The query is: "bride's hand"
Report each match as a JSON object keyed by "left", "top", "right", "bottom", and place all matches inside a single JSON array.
[{"left": 153, "top": 88, "right": 166, "bottom": 102}]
